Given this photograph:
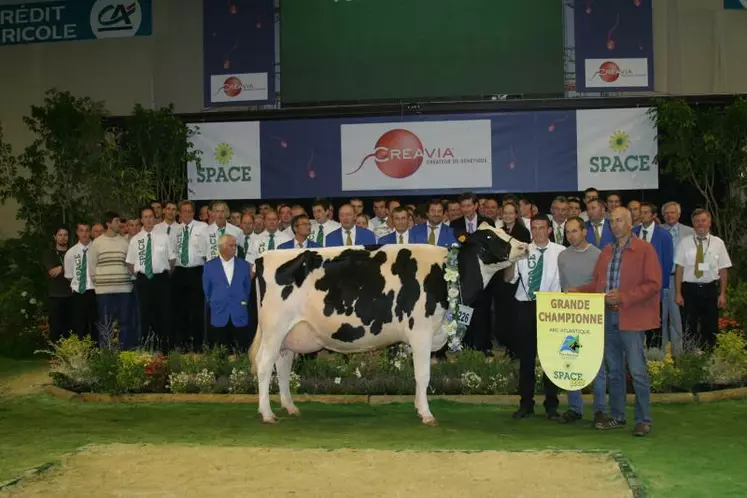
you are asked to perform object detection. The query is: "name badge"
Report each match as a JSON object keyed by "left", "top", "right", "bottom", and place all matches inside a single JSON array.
[
  {"left": 698, "top": 263, "right": 710, "bottom": 272},
  {"left": 457, "top": 305, "right": 474, "bottom": 326}
]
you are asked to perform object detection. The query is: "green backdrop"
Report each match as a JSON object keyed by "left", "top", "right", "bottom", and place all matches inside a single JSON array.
[{"left": 280, "top": 0, "right": 564, "bottom": 104}]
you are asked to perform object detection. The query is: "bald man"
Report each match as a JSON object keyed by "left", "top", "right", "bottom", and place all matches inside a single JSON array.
[{"left": 325, "top": 204, "right": 377, "bottom": 246}]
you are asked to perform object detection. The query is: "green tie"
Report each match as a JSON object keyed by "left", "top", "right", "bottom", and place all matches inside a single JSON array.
[
  {"left": 528, "top": 248, "right": 546, "bottom": 300},
  {"left": 316, "top": 225, "right": 324, "bottom": 245},
  {"left": 218, "top": 227, "right": 225, "bottom": 237},
  {"left": 694, "top": 238, "right": 704, "bottom": 278},
  {"left": 244, "top": 235, "right": 250, "bottom": 254},
  {"left": 180, "top": 226, "right": 189, "bottom": 266},
  {"left": 428, "top": 226, "right": 436, "bottom": 245},
  {"left": 268, "top": 233, "right": 275, "bottom": 250},
  {"left": 145, "top": 233, "right": 154, "bottom": 279},
  {"left": 78, "top": 249, "right": 88, "bottom": 293},
  {"left": 642, "top": 229, "right": 648, "bottom": 241},
  {"left": 556, "top": 227, "right": 562, "bottom": 243}
]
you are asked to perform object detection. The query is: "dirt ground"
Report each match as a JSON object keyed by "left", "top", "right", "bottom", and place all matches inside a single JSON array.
[
  {"left": 0, "top": 368, "right": 49, "bottom": 396},
  {"left": 4, "top": 444, "right": 631, "bottom": 498}
]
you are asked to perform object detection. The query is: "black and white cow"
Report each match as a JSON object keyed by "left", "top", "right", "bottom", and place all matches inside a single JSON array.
[{"left": 249, "top": 223, "right": 528, "bottom": 426}]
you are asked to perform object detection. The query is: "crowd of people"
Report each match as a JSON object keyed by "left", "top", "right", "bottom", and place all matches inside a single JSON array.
[{"left": 42, "top": 188, "right": 732, "bottom": 437}]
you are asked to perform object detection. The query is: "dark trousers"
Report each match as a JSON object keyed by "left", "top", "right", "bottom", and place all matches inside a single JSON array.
[
  {"left": 97, "top": 292, "right": 135, "bottom": 349},
  {"left": 172, "top": 266, "right": 205, "bottom": 351},
  {"left": 48, "top": 296, "right": 73, "bottom": 342},
  {"left": 463, "top": 288, "right": 493, "bottom": 352},
  {"left": 72, "top": 290, "right": 98, "bottom": 343},
  {"left": 492, "top": 277, "right": 520, "bottom": 358},
  {"left": 209, "top": 318, "right": 250, "bottom": 352},
  {"left": 135, "top": 272, "right": 173, "bottom": 352},
  {"left": 515, "top": 300, "right": 559, "bottom": 413},
  {"left": 682, "top": 281, "right": 720, "bottom": 348}
]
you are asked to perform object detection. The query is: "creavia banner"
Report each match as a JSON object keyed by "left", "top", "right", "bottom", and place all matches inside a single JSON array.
[{"left": 535, "top": 292, "right": 605, "bottom": 391}]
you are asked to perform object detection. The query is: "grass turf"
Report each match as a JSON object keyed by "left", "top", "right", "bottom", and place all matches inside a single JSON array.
[{"left": 1, "top": 359, "right": 745, "bottom": 497}]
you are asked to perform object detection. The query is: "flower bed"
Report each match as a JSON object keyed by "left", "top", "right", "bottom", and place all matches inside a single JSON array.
[{"left": 41, "top": 330, "right": 747, "bottom": 396}]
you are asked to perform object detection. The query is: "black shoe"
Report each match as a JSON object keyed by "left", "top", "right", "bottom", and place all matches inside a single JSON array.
[
  {"left": 596, "top": 414, "right": 626, "bottom": 430},
  {"left": 557, "top": 410, "right": 583, "bottom": 424},
  {"left": 512, "top": 407, "right": 535, "bottom": 419}
]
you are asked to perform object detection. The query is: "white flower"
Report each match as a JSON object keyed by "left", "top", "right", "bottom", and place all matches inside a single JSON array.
[
  {"left": 29, "top": 298, "right": 37, "bottom": 305},
  {"left": 334, "top": 377, "right": 341, "bottom": 384},
  {"left": 393, "top": 360, "right": 402, "bottom": 371},
  {"left": 461, "top": 371, "right": 482, "bottom": 389},
  {"left": 448, "top": 287, "right": 459, "bottom": 298},
  {"left": 444, "top": 269, "right": 458, "bottom": 282},
  {"left": 21, "top": 291, "right": 27, "bottom": 297},
  {"left": 20, "top": 309, "right": 26, "bottom": 314},
  {"left": 354, "top": 368, "right": 362, "bottom": 379}
]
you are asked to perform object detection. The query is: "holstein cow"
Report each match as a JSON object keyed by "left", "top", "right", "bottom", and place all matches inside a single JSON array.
[{"left": 250, "top": 223, "right": 528, "bottom": 426}]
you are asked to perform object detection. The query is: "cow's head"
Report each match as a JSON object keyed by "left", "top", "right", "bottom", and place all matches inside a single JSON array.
[{"left": 457, "top": 222, "right": 529, "bottom": 305}]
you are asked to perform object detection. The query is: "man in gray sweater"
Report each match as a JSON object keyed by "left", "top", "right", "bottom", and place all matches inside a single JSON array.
[{"left": 556, "top": 217, "right": 605, "bottom": 425}]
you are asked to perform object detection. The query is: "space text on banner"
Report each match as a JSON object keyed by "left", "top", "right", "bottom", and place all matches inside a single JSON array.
[{"left": 535, "top": 292, "right": 605, "bottom": 391}]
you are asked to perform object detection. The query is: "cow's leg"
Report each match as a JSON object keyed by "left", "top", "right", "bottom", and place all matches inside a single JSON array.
[
  {"left": 409, "top": 331, "right": 438, "bottom": 427},
  {"left": 256, "top": 332, "right": 283, "bottom": 424},
  {"left": 275, "top": 348, "right": 300, "bottom": 416}
]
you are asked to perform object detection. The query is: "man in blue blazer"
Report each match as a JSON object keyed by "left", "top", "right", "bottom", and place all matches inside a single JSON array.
[
  {"left": 378, "top": 207, "right": 413, "bottom": 244},
  {"left": 202, "top": 234, "right": 251, "bottom": 351},
  {"left": 410, "top": 199, "right": 456, "bottom": 248},
  {"left": 633, "top": 202, "right": 673, "bottom": 296},
  {"left": 278, "top": 214, "right": 322, "bottom": 249},
  {"left": 585, "top": 199, "right": 615, "bottom": 249},
  {"left": 326, "top": 204, "right": 377, "bottom": 247}
]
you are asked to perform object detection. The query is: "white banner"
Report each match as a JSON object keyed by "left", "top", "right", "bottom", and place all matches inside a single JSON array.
[
  {"left": 209, "top": 73, "right": 268, "bottom": 103},
  {"left": 340, "top": 120, "right": 492, "bottom": 191},
  {"left": 187, "top": 122, "right": 261, "bottom": 200},
  {"left": 576, "top": 107, "right": 658, "bottom": 191},
  {"left": 584, "top": 58, "right": 649, "bottom": 88}
]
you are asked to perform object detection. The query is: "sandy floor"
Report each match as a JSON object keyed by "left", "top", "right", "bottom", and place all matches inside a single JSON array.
[
  {"left": 0, "top": 368, "right": 49, "bottom": 396},
  {"left": 5, "top": 444, "right": 631, "bottom": 498}
]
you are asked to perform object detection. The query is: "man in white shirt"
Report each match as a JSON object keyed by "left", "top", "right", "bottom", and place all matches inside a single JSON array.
[
  {"left": 173, "top": 200, "right": 208, "bottom": 351},
  {"left": 661, "top": 201, "right": 693, "bottom": 354},
  {"left": 126, "top": 206, "right": 176, "bottom": 352},
  {"left": 278, "top": 204, "right": 295, "bottom": 238},
  {"left": 674, "top": 208, "right": 732, "bottom": 348},
  {"left": 154, "top": 201, "right": 178, "bottom": 236},
  {"left": 579, "top": 187, "right": 599, "bottom": 222},
  {"left": 504, "top": 214, "right": 565, "bottom": 420},
  {"left": 151, "top": 200, "right": 164, "bottom": 223},
  {"left": 368, "top": 198, "right": 391, "bottom": 240},
  {"left": 378, "top": 207, "right": 411, "bottom": 244},
  {"left": 549, "top": 196, "right": 569, "bottom": 246},
  {"left": 203, "top": 200, "right": 243, "bottom": 262},
  {"left": 310, "top": 198, "right": 340, "bottom": 247},
  {"left": 238, "top": 212, "right": 255, "bottom": 260},
  {"left": 64, "top": 222, "right": 98, "bottom": 341},
  {"left": 246, "top": 209, "right": 291, "bottom": 275}
]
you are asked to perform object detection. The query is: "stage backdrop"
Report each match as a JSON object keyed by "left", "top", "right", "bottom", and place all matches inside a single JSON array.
[
  {"left": 203, "top": 0, "right": 275, "bottom": 107},
  {"left": 186, "top": 107, "right": 657, "bottom": 200},
  {"left": 574, "top": 0, "right": 654, "bottom": 92}
]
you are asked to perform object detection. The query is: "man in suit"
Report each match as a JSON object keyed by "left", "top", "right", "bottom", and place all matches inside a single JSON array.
[
  {"left": 585, "top": 199, "right": 615, "bottom": 249},
  {"left": 278, "top": 214, "right": 321, "bottom": 249},
  {"left": 661, "top": 201, "right": 693, "bottom": 355},
  {"left": 378, "top": 207, "right": 412, "bottom": 244},
  {"left": 549, "top": 196, "right": 570, "bottom": 246},
  {"left": 203, "top": 234, "right": 251, "bottom": 351},
  {"left": 633, "top": 202, "right": 674, "bottom": 349},
  {"left": 447, "top": 192, "right": 495, "bottom": 355},
  {"left": 409, "top": 199, "right": 456, "bottom": 247},
  {"left": 326, "top": 204, "right": 377, "bottom": 247}
]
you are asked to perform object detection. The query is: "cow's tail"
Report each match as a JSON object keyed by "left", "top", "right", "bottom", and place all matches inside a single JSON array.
[{"left": 249, "top": 261, "right": 263, "bottom": 376}]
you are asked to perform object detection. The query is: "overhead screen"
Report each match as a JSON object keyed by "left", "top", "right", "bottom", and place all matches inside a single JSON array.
[{"left": 280, "top": 0, "right": 565, "bottom": 104}]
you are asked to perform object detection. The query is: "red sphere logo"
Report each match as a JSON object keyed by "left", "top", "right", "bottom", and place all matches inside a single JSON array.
[
  {"left": 347, "top": 129, "right": 425, "bottom": 179},
  {"left": 223, "top": 76, "right": 243, "bottom": 97},
  {"left": 599, "top": 61, "right": 620, "bottom": 83}
]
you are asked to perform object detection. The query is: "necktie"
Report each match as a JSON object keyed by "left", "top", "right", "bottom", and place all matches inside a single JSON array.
[
  {"left": 316, "top": 224, "right": 324, "bottom": 245},
  {"left": 167, "top": 225, "right": 171, "bottom": 236},
  {"left": 145, "top": 233, "right": 154, "bottom": 279},
  {"left": 642, "top": 229, "right": 649, "bottom": 241},
  {"left": 398, "top": 233, "right": 404, "bottom": 244},
  {"left": 468, "top": 220, "right": 474, "bottom": 234},
  {"left": 345, "top": 230, "right": 352, "bottom": 246},
  {"left": 594, "top": 223, "right": 602, "bottom": 246},
  {"left": 180, "top": 226, "right": 189, "bottom": 266},
  {"left": 694, "top": 237, "right": 705, "bottom": 278},
  {"left": 298, "top": 241, "right": 304, "bottom": 249},
  {"left": 218, "top": 226, "right": 225, "bottom": 237},
  {"left": 428, "top": 226, "right": 436, "bottom": 245},
  {"left": 244, "top": 236, "right": 250, "bottom": 254},
  {"left": 556, "top": 226, "right": 562, "bottom": 243},
  {"left": 528, "top": 248, "right": 546, "bottom": 300},
  {"left": 78, "top": 249, "right": 87, "bottom": 293},
  {"left": 268, "top": 233, "right": 275, "bottom": 250}
]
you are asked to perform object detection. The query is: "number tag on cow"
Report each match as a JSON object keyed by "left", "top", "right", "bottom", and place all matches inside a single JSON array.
[{"left": 457, "top": 305, "right": 474, "bottom": 326}]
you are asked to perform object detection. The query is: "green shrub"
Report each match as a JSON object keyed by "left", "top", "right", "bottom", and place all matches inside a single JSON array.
[
  {"left": 725, "top": 282, "right": 747, "bottom": 332},
  {"left": 88, "top": 347, "right": 119, "bottom": 393},
  {"left": 709, "top": 331, "right": 747, "bottom": 385}
]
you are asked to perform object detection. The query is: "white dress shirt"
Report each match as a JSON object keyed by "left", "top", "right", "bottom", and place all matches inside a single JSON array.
[
  {"left": 665, "top": 223, "right": 694, "bottom": 274},
  {"left": 279, "top": 226, "right": 294, "bottom": 239},
  {"left": 154, "top": 221, "right": 178, "bottom": 237},
  {"left": 126, "top": 229, "right": 176, "bottom": 275},
  {"left": 368, "top": 216, "right": 391, "bottom": 239},
  {"left": 675, "top": 233, "right": 731, "bottom": 284},
  {"left": 64, "top": 242, "right": 94, "bottom": 293},
  {"left": 175, "top": 220, "right": 208, "bottom": 268},
  {"left": 510, "top": 242, "right": 565, "bottom": 301},
  {"left": 203, "top": 222, "right": 243, "bottom": 261},
  {"left": 389, "top": 230, "right": 410, "bottom": 244},
  {"left": 292, "top": 238, "right": 313, "bottom": 249},
  {"left": 580, "top": 211, "right": 589, "bottom": 222},
  {"left": 246, "top": 229, "right": 292, "bottom": 267},
  {"left": 221, "top": 256, "right": 235, "bottom": 285},
  {"left": 522, "top": 217, "right": 532, "bottom": 231},
  {"left": 638, "top": 222, "right": 656, "bottom": 243},
  {"left": 310, "top": 219, "right": 341, "bottom": 247},
  {"left": 464, "top": 215, "right": 479, "bottom": 234},
  {"left": 340, "top": 225, "right": 358, "bottom": 245}
]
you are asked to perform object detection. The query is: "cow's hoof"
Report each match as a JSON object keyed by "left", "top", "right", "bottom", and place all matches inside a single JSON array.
[
  {"left": 285, "top": 406, "right": 301, "bottom": 417},
  {"left": 261, "top": 416, "right": 278, "bottom": 424},
  {"left": 422, "top": 417, "right": 439, "bottom": 427}
]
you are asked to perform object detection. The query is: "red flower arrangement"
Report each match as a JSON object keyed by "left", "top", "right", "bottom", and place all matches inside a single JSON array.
[
  {"left": 145, "top": 354, "right": 167, "bottom": 376},
  {"left": 718, "top": 317, "right": 740, "bottom": 331}
]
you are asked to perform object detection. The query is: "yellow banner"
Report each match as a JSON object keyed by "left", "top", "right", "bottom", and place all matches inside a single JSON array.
[{"left": 535, "top": 292, "right": 605, "bottom": 391}]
